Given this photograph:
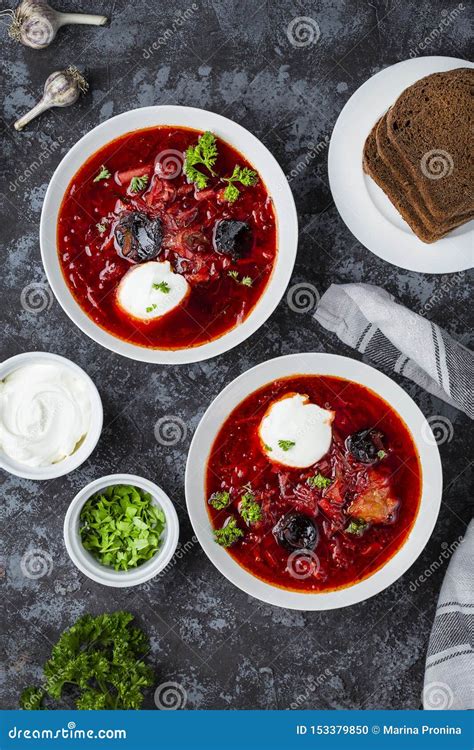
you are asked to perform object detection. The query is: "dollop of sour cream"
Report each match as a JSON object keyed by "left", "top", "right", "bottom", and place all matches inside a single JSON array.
[
  {"left": 258, "top": 393, "right": 334, "bottom": 468},
  {"left": 116, "top": 260, "right": 190, "bottom": 321},
  {"left": 0, "top": 363, "right": 91, "bottom": 467}
]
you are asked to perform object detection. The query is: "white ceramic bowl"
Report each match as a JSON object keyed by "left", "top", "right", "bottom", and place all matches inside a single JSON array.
[
  {"left": 40, "top": 106, "right": 298, "bottom": 364},
  {"left": 185, "top": 353, "right": 443, "bottom": 610},
  {"left": 0, "top": 352, "right": 103, "bottom": 480},
  {"left": 64, "top": 473, "right": 180, "bottom": 587}
]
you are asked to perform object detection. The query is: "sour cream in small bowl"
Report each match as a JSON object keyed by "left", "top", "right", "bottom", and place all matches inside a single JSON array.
[{"left": 0, "top": 352, "right": 102, "bottom": 480}]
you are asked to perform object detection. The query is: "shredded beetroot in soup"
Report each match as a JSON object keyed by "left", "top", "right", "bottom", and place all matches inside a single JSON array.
[
  {"left": 206, "top": 375, "right": 422, "bottom": 592},
  {"left": 57, "top": 127, "right": 277, "bottom": 349}
]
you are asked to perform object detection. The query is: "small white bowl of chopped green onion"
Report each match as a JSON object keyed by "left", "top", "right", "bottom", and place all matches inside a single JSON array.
[{"left": 64, "top": 474, "right": 179, "bottom": 587}]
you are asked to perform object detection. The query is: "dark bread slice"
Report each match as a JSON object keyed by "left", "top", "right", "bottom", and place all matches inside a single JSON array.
[
  {"left": 362, "top": 121, "right": 454, "bottom": 243},
  {"left": 376, "top": 113, "right": 473, "bottom": 231},
  {"left": 386, "top": 68, "right": 474, "bottom": 222}
]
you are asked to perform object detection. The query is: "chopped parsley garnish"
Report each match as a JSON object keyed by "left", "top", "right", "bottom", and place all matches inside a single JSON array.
[
  {"left": 377, "top": 450, "right": 387, "bottom": 459},
  {"left": 79, "top": 485, "right": 165, "bottom": 571},
  {"left": 129, "top": 174, "right": 149, "bottom": 193},
  {"left": 153, "top": 281, "right": 170, "bottom": 293},
  {"left": 228, "top": 270, "right": 253, "bottom": 287},
  {"left": 184, "top": 131, "right": 218, "bottom": 189},
  {"left": 278, "top": 439, "right": 295, "bottom": 451},
  {"left": 213, "top": 518, "right": 244, "bottom": 547},
  {"left": 239, "top": 492, "right": 262, "bottom": 525},
  {"left": 146, "top": 304, "right": 157, "bottom": 313},
  {"left": 264, "top": 443, "right": 272, "bottom": 452},
  {"left": 345, "top": 519, "right": 369, "bottom": 536},
  {"left": 223, "top": 165, "right": 258, "bottom": 202},
  {"left": 209, "top": 490, "right": 231, "bottom": 510},
  {"left": 307, "top": 473, "right": 332, "bottom": 489},
  {"left": 93, "top": 165, "right": 111, "bottom": 182}
]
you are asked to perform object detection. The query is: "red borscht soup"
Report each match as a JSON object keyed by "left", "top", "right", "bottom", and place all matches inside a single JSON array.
[
  {"left": 206, "top": 375, "right": 422, "bottom": 592},
  {"left": 58, "top": 127, "right": 277, "bottom": 349}
]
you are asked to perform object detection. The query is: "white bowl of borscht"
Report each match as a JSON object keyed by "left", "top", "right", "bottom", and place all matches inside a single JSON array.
[
  {"left": 185, "top": 353, "right": 443, "bottom": 610},
  {"left": 40, "top": 106, "right": 297, "bottom": 363}
]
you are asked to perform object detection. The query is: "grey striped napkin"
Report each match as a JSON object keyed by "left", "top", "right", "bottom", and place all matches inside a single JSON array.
[
  {"left": 423, "top": 521, "right": 474, "bottom": 710},
  {"left": 314, "top": 283, "right": 473, "bottom": 419}
]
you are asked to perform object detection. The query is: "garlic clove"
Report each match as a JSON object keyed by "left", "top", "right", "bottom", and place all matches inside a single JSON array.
[
  {"left": 14, "top": 66, "right": 88, "bottom": 131},
  {"left": 6, "top": 1, "right": 108, "bottom": 49}
]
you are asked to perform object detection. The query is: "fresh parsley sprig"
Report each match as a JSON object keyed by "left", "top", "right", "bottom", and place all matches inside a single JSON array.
[
  {"left": 129, "top": 174, "right": 149, "bottom": 193},
  {"left": 93, "top": 165, "right": 111, "bottom": 182},
  {"left": 209, "top": 490, "right": 231, "bottom": 510},
  {"left": 278, "top": 439, "right": 295, "bottom": 451},
  {"left": 152, "top": 281, "right": 170, "bottom": 293},
  {"left": 228, "top": 270, "right": 253, "bottom": 287},
  {"left": 183, "top": 132, "right": 258, "bottom": 202},
  {"left": 345, "top": 519, "right": 369, "bottom": 536},
  {"left": 184, "top": 131, "right": 218, "bottom": 189},
  {"left": 239, "top": 491, "right": 262, "bottom": 525},
  {"left": 223, "top": 165, "right": 258, "bottom": 202},
  {"left": 307, "top": 473, "right": 332, "bottom": 489},
  {"left": 213, "top": 518, "right": 244, "bottom": 547}
]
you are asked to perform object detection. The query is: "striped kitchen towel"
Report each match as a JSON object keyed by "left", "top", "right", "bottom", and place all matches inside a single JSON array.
[
  {"left": 423, "top": 521, "right": 474, "bottom": 710},
  {"left": 314, "top": 283, "right": 473, "bottom": 419}
]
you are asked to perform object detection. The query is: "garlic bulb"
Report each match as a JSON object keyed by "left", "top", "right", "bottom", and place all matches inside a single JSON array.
[
  {"left": 14, "top": 66, "right": 88, "bottom": 131},
  {"left": 1, "top": 0, "right": 107, "bottom": 49}
]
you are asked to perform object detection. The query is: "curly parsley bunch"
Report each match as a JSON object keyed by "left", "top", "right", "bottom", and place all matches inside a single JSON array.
[{"left": 20, "top": 612, "right": 154, "bottom": 710}]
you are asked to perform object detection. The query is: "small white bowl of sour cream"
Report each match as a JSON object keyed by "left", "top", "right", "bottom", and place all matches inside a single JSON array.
[{"left": 0, "top": 352, "right": 103, "bottom": 480}]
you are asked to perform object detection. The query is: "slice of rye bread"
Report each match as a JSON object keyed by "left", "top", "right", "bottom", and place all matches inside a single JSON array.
[
  {"left": 363, "top": 121, "right": 469, "bottom": 243},
  {"left": 386, "top": 68, "right": 474, "bottom": 222},
  {"left": 376, "top": 113, "right": 473, "bottom": 231},
  {"left": 363, "top": 121, "right": 444, "bottom": 243}
]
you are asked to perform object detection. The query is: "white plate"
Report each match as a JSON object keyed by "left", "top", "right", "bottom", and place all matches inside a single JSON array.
[
  {"left": 329, "top": 56, "right": 473, "bottom": 274},
  {"left": 40, "top": 106, "right": 298, "bottom": 364},
  {"left": 185, "top": 353, "right": 442, "bottom": 610}
]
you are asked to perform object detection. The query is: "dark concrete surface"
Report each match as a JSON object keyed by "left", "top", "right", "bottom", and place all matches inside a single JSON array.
[{"left": 0, "top": 0, "right": 472, "bottom": 710}]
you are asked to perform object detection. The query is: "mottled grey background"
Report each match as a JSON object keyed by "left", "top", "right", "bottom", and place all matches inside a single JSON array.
[{"left": 1, "top": 0, "right": 472, "bottom": 711}]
